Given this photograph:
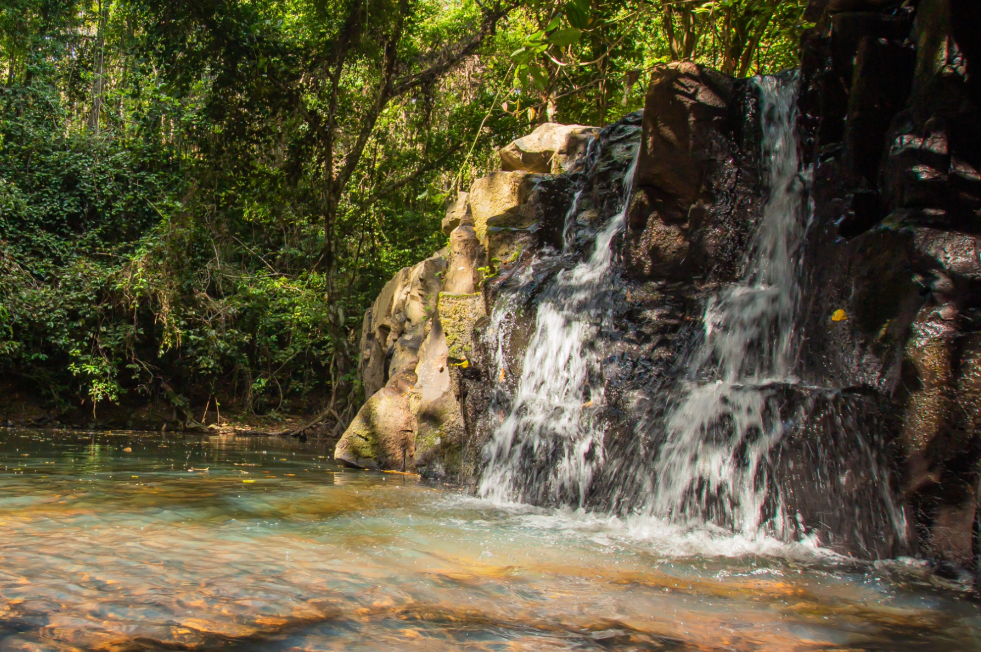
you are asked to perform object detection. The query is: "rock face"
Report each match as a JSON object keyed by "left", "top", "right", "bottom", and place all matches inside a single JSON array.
[
  {"left": 336, "top": 122, "right": 597, "bottom": 477},
  {"left": 342, "top": 0, "right": 981, "bottom": 578},
  {"left": 357, "top": 254, "right": 447, "bottom": 398},
  {"left": 468, "top": 171, "right": 543, "bottom": 243},
  {"left": 792, "top": 0, "right": 981, "bottom": 568},
  {"left": 441, "top": 192, "right": 471, "bottom": 236},
  {"left": 499, "top": 123, "right": 599, "bottom": 174}
]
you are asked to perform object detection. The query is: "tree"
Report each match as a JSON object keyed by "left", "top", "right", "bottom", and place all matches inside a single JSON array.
[
  {"left": 0, "top": 0, "right": 811, "bottom": 424},
  {"left": 506, "top": 0, "right": 808, "bottom": 126}
]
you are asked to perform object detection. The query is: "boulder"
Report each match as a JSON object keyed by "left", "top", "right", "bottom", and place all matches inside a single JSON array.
[
  {"left": 499, "top": 123, "right": 599, "bottom": 174},
  {"left": 334, "top": 369, "right": 419, "bottom": 470},
  {"left": 635, "top": 63, "right": 733, "bottom": 208},
  {"left": 442, "top": 192, "right": 471, "bottom": 236},
  {"left": 468, "top": 171, "right": 542, "bottom": 242},
  {"left": 627, "top": 65, "right": 760, "bottom": 281}
]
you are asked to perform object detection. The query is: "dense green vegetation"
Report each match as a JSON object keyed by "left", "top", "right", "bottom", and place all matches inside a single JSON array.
[{"left": 0, "top": 0, "right": 810, "bottom": 427}]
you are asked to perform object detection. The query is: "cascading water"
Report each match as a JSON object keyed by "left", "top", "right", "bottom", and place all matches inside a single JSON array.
[
  {"left": 561, "top": 189, "right": 584, "bottom": 253},
  {"left": 476, "top": 76, "right": 906, "bottom": 554},
  {"left": 646, "top": 74, "right": 806, "bottom": 537},
  {"left": 478, "top": 145, "right": 639, "bottom": 506}
]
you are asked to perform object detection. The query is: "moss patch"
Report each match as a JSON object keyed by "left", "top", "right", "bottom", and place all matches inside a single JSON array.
[{"left": 438, "top": 292, "right": 485, "bottom": 361}]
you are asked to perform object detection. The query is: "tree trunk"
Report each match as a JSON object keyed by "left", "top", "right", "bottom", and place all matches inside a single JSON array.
[
  {"left": 737, "top": 5, "right": 775, "bottom": 77},
  {"left": 88, "top": 1, "right": 109, "bottom": 134},
  {"left": 682, "top": 7, "right": 699, "bottom": 59},
  {"left": 664, "top": 6, "right": 681, "bottom": 61}
]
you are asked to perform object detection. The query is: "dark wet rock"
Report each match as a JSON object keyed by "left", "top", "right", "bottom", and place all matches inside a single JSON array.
[
  {"left": 627, "top": 63, "right": 765, "bottom": 282},
  {"left": 636, "top": 63, "right": 733, "bottom": 207},
  {"left": 794, "top": 0, "right": 981, "bottom": 570}
]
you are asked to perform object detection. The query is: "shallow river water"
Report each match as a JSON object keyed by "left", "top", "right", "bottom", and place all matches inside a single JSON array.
[{"left": 0, "top": 429, "right": 979, "bottom": 651}]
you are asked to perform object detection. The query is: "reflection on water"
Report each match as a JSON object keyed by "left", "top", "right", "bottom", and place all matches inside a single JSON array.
[{"left": 0, "top": 429, "right": 978, "bottom": 651}]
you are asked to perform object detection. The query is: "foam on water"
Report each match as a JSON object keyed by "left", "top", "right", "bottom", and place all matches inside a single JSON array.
[{"left": 450, "top": 493, "right": 836, "bottom": 561}]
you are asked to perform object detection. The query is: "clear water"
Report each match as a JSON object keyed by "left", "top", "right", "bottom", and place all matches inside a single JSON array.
[{"left": 1, "top": 428, "right": 979, "bottom": 651}]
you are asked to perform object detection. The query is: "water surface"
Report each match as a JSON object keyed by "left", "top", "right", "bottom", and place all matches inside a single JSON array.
[{"left": 0, "top": 429, "right": 978, "bottom": 651}]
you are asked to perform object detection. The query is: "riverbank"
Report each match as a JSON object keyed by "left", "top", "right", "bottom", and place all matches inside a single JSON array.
[{"left": 0, "top": 380, "right": 338, "bottom": 439}]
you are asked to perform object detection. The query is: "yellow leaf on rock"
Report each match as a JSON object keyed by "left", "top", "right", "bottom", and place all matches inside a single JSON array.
[{"left": 831, "top": 309, "right": 848, "bottom": 322}]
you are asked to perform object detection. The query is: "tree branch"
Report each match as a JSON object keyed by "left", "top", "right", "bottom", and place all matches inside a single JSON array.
[{"left": 389, "top": 1, "right": 518, "bottom": 97}]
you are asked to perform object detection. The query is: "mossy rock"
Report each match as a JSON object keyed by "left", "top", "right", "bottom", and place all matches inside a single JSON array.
[
  {"left": 334, "top": 387, "right": 416, "bottom": 470},
  {"left": 487, "top": 226, "right": 535, "bottom": 272},
  {"left": 438, "top": 292, "right": 485, "bottom": 361},
  {"left": 414, "top": 388, "right": 467, "bottom": 474}
]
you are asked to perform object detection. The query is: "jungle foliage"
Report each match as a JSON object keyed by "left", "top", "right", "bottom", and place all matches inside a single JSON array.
[{"left": 0, "top": 0, "right": 810, "bottom": 426}]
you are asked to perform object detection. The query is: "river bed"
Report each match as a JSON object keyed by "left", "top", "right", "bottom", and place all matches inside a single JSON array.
[{"left": 0, "top": 429, "right": 978, "bottom": 651}]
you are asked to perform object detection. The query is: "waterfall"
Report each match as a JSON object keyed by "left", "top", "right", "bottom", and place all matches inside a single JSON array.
[
  {"left": 646, "top": 75, "right": 805, "bottom": 537},
  {"left": 476, "top": 76, "right": 906, "bottom": 553},
  {"left": 478, "top": 147, "right": 639, "bottom": 506},
  {"left": 561, "top": 189, "right": 584, "bottom": 254}
]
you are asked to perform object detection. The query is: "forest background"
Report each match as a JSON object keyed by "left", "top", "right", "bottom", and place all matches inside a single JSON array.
[{"left": 0, "top": 0, "right": 810, "bottom": 430}]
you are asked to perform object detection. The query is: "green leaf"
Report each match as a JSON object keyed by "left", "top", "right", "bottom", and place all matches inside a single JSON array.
[
  {"left": 545, "top": 15, "right": 564, "bottom": 31},
  {"left": 548, "top": 27, "right": 581, "bottom": 47},
  {"left": 565, "top": 3, "right": 589, "bottom": 30},
  {"left": 511, "top": 47, "right": 535, "bottom": 65},
  {"left": 528, "top": 65, "right": 549, "bottom": 90}
]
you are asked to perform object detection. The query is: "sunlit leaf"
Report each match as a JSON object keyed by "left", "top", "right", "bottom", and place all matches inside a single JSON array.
[
  {"left": 548, "top": 27, "right": 581, "bottom": 47},
  {"left": 528, "top": 65, "right": 549, "bottom": 90},
  {"left": 546, "top": 14, "right": 564, "bottom": 31}
]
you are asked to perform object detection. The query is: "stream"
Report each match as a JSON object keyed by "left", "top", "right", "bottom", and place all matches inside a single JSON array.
[{"left": 0, "top": 428, "right": 979, "bottom": 651}]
